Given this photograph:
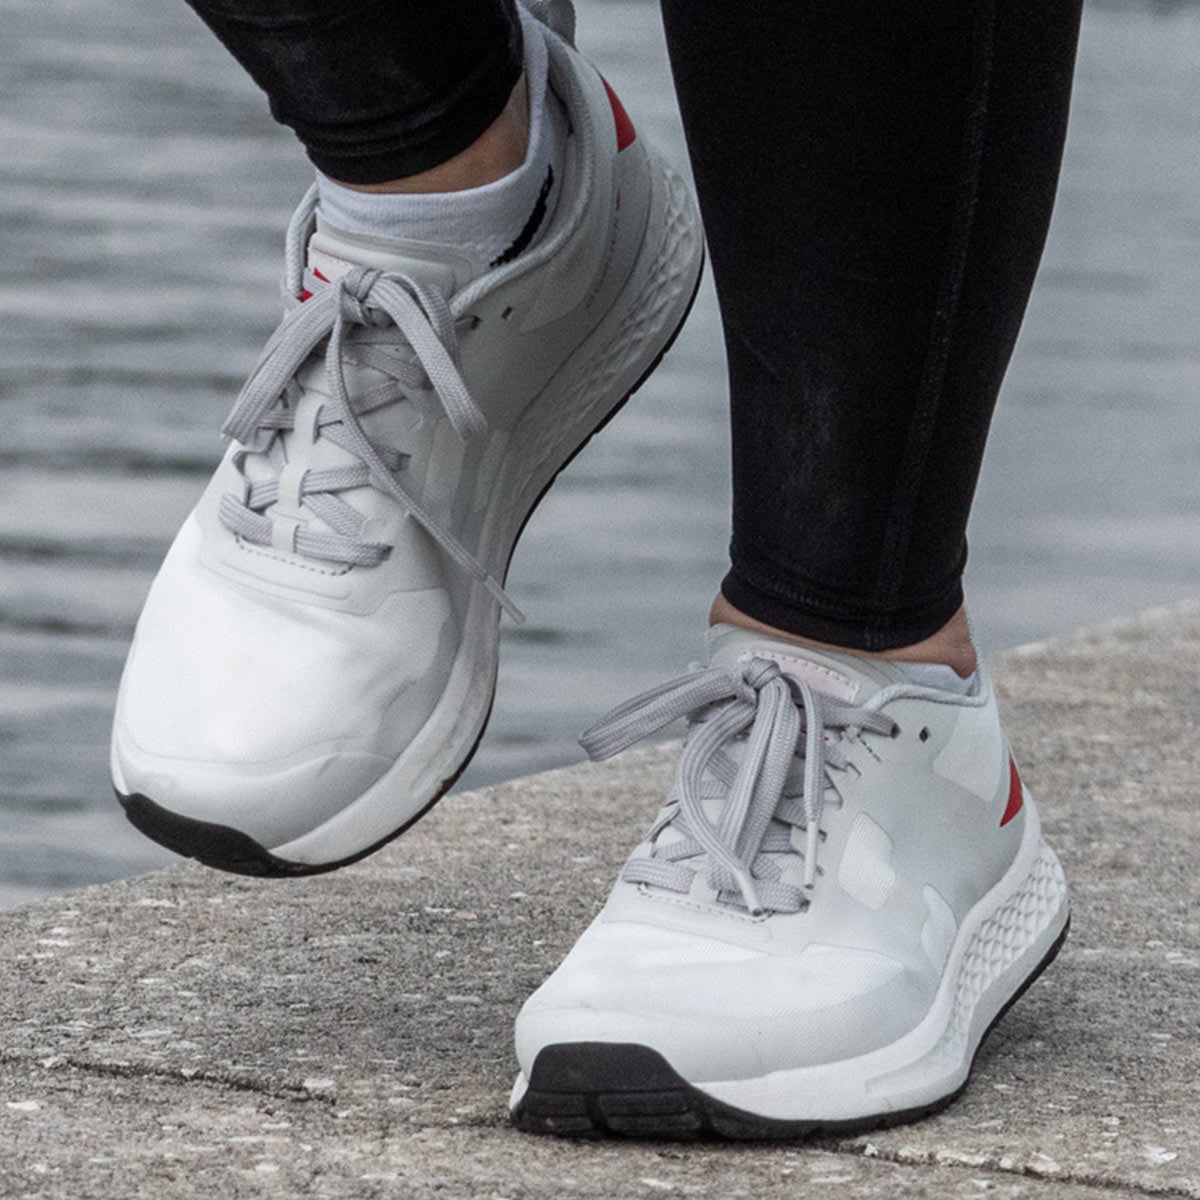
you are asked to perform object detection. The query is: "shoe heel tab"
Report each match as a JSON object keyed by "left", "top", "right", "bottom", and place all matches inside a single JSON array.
[{"left": 524, "top": 0, "right": 576, "bottom": 46}]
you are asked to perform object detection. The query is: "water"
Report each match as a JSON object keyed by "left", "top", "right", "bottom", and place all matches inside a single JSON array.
[{"left": 2, "top": 1, "right": 1199, "bottom": 908}]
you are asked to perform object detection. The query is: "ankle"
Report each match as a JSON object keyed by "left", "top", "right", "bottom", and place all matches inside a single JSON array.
[
  {"left": 314, "top": 35, "right": 567, "bottom": 268},
  {"left": 331, "top": 74, "right": 530, "bottom": 196},
  {"left": 708, "top": 595, "right": 979, "bottom": 679}
]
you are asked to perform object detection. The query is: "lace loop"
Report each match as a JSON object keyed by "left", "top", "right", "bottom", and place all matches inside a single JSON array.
[
  {"left": 217, "top": 197, "right": 522, "bottom": 623},
  {"left": 581, "top": 657, "right": 894, "bottom": 914}
]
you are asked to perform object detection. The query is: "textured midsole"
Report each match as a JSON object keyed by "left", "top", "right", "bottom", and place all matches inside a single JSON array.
[
  {"left": 268, "top": 150, "right": 704, "bottom": 866},
  {"left": 697, "top": 806, "right": 1069, "bottom": 1121},
  {"left": 491, "top": 148, "right": 703, "bottom": 567}
]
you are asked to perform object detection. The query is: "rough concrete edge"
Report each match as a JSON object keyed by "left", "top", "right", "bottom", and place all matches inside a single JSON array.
[{"left": 1000, "top": 593, "right": 1200, "bottom": 660}]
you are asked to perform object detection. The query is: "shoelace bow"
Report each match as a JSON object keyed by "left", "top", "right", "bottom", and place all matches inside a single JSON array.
[
  {"left": 218, "top": 185, "right": 522, "bottom": 622},
  {"left": 581, "top": 658, "right": 895, "bottom": 916}
]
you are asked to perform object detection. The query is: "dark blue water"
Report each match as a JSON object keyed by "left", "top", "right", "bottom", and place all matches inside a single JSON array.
[{"left": 2, "top": 0, "right": 1199, "bottom": 906}]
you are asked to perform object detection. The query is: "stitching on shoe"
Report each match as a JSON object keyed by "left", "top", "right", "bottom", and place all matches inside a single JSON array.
[
  {"left": 235, "top": 536, "right": 352, "bottom": 577},
  {"left": 633, "top": 882, "right": 772, "bottom": 925}
]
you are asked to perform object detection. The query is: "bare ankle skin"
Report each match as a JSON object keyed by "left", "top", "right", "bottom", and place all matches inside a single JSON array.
[
  {"left": 331, "top": 73, "right": 530, "bottom": 195},
  {"left": 709, "top": 594, "right": 979, "bottom": 679}
]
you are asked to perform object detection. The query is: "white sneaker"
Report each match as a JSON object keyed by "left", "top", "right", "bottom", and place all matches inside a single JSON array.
[
  {"left": 511, "top": 624, "right": 1070, "bottom": 1138},
  {"left": 110, "top": 3, "right": 704, "bottom": 875}
]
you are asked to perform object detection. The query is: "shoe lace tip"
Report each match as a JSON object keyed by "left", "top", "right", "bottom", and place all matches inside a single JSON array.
[
  {"left": 458, "top": 409, "right": 489, "bottom": 441},
  {"left": 733, "top": 867, "right": 764, "bottom": 917},
  {"left": 484, "top": 575, "right": 524, "bottom": 624},
  {"left": 803, "top": 822, "right": 821, "bottom": 891}
]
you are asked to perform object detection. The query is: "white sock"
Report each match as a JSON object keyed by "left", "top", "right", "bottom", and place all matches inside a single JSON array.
[
  {"left": 896, "top": 661, "right": 979, "bottom": 696},
  {"left": 315, "top": 12, "right": 567, "bottom": 267}
]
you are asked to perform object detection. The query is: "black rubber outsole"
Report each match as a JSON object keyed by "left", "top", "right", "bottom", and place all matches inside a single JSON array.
[
  {"left": 117, "top": 250, "right": 706, "bottom": 879},
  {"left": 511, "top": 915, "right": 1071, "bottom": 1141}
]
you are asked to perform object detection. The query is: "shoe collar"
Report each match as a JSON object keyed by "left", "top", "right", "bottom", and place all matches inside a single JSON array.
[{"left": 705, "top": 623, "right": 987, "bottom": 710}]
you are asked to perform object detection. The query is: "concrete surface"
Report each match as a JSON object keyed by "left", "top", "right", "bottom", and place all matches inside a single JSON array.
[{"left": 2, "top": 598, "right": 1199, "bottom": 1198}]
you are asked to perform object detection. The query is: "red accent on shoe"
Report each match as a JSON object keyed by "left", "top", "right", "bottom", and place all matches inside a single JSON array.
[
  {"left": 299, "top": 267, "right": 331, "bottom": 303},
  {"left": 601, "top": 77, "right": 636, "bottom": 151},
  {"left": 1000, "top": 756, "right": 1024, "bottom": 827}
]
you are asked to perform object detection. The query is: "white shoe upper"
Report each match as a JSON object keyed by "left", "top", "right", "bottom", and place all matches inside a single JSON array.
[
  {"left": 515, "top": 624, "right": 1067, "bottom": 1108},
  {"left": 111, "top": 8, "right": 704, "bottom": 864}
]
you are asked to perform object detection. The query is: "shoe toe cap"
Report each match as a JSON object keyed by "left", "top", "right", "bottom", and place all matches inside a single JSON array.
[
  {"left": 111, "top": 735, "right": 394, "bottom": 854},
  {"left": 120, "top": 571, "right": 454, "bottom": 751},
  {"left": 112, "top": 526, "right": 459, "bottom": 850},
  {"left": 516, "top": 916, "right": 928, "bottom": 1084}
]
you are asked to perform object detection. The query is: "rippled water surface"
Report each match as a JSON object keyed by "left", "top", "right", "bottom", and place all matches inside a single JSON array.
[{"left": 2, "top": 1, "right": 1199, "bottom": 906}]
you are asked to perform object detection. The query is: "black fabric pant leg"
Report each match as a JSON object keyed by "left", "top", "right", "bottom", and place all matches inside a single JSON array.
[
  {"left": 660, "top": 0, "right": 1083, "bottom": 650},
  {"left": 183, "top": 0, "right": 524, "bottom": 183}
]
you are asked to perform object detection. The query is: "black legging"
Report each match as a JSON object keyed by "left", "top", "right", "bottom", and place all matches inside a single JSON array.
[{"left": 184, "top": 0, "right": 1084, "bottom": 651}]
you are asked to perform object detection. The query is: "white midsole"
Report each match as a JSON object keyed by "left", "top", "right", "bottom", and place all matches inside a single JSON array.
[{"left": 268, "top": 150, "right": 703, "bottom": 866}]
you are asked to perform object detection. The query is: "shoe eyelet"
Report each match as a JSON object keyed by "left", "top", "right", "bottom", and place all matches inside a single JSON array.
[
  {"left": 890, "top": 725, "right": 901, "bottom": 739},
  {"left": 919, "top": 727, "right": 931, "bottom": 742}
]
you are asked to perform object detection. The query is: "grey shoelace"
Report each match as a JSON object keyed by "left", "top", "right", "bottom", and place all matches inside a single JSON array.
[
  {"left": 218, "top": 186, "right": 522, "bottom": 622},
  {"left": 581, "top": 658, "right": 895, "bottom": 916}
]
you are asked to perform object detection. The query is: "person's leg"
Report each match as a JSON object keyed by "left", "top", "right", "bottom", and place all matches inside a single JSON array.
[
  {"left": 181, "top": 0, "right": 576, "bottom": 266},
  {"left": 513, "top": 0, "right": 1081, "bottom": 1139},
  {"left": 183, "top": 0, "right": 525, "bottom": 185},
  {"left": 661, "top": 0, "right": 1082, "bottom": 674},
  {"left": 111, "top": 2, "right": 704, "bottom": 873}
]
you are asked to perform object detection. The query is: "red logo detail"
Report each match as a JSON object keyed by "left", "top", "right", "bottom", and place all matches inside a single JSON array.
[
  {"left": 1000, "top": 756, "right": 1024, "bottom": 827},
  {"left": 298, "top": 266, "right": 330, "bottom": 303},
  {"left": 601, "top": 77, "right": 636, "bottom": 151}
]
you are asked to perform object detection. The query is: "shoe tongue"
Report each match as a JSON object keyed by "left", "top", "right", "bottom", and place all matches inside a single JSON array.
[
  {"left": 308, "top": 217, "right": 487, "bottom": 298},
  {"left": 705, "top": 623, "right": 910, "bottom": 705}
]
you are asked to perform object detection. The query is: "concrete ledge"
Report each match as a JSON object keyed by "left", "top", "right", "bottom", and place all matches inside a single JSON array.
[{"left": 3, "top": 601, "right": 1199, "bottom": 1198}]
